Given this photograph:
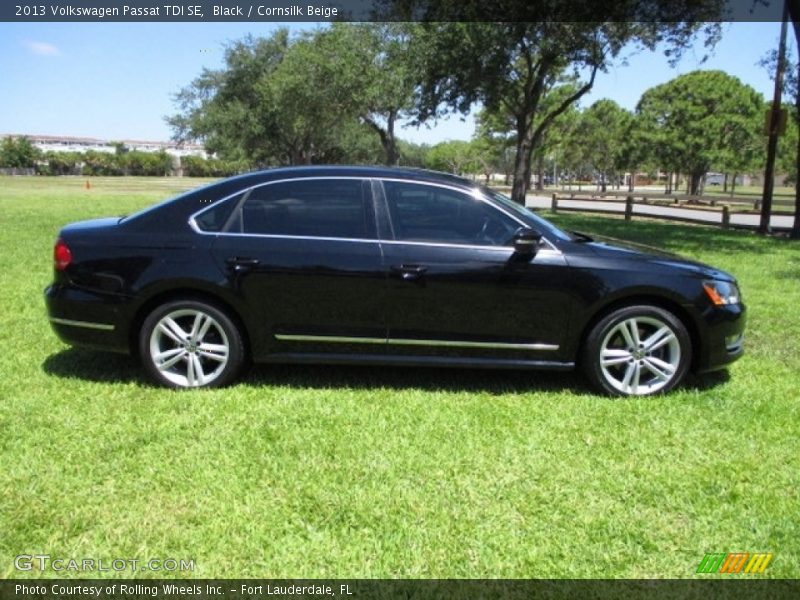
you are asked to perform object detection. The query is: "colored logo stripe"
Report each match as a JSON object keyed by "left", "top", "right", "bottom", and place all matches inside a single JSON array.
[
  {"left": 720, "top": 553, "right": 749, "bottom": 573},
  {"left": 744, "top": 553, "right": 773, "bottom": 573},
  {"left": 696, "top": 553, "right": 726, "bottom": 573},
  {"left": 697, "top": 552, "right": 773, "bottom": 574}
]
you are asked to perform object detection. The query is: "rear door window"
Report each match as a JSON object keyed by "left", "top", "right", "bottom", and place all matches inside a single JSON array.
[{"left": 233, "top": 178, "right": 373, "bottom": 239}]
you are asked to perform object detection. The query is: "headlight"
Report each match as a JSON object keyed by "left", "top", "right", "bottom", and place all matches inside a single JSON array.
[{"left": 703, "top": 280, "right": 741, "bottom": 306}]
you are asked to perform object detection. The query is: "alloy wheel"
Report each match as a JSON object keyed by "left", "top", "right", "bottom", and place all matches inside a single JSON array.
[
  {"left": 148, "top": 308, "right": 230, "bottom": 388},
  {"left": 598, "top": 315, "right": 682, "bottom": 395}
]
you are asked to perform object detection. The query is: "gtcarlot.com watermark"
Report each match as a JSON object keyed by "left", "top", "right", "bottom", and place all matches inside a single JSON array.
[{"left": 14, "top": 554, "right": 195, "bottom": 573}]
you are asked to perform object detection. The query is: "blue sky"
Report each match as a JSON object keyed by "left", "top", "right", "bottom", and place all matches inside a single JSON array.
[{"left": 0, "top": 21, "right": 794, "bottom": 145}]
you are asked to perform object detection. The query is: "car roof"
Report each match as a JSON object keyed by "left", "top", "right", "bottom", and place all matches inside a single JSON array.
[
  {"left": 211, "top": 165, "right": 480, "bottom": 191},
  {"left": 122, "top": 165, "right": 484, "bottom": 231}
]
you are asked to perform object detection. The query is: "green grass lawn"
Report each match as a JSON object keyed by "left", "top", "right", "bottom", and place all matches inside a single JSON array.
[{"left": 1, "top": 176, "right": 798, "bottom": 579}]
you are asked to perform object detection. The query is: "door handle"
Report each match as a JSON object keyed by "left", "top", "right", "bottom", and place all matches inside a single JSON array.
[
  {"left": 226, "top": 256, "right": 260, "bottom": 273},
  {"left": 391, "top": 264, "right": 427, "bottom": 282}
]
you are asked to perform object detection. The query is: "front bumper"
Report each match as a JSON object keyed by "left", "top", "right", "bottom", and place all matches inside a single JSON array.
[{"left": 694, "top": 302, "right": 746, "bottom": 373}]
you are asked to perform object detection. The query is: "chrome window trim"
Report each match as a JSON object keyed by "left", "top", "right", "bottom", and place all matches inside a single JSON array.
[
  {"left": 189, "top": 188, "right": 252, "bottom": 235},
  {"left": 191, "top": 231, "right": 382, "bottom": 245},
  {"left": 50, "top": 317, "right": 115, "bottom": 331},
  {"left": 375, "top": 178, "right": 559, "bottom": 252},
  {"left": 187, "top": 175, "right": 561, "bottom": 254},
  {"left": 188, "top": 176, "right": 373, "bottom": 237},
  {"left": 377, "top": 176, "right": 526, "bottom": 227},
  {"left": 275, "top": 333, "right": 559, "bottom": 351}
]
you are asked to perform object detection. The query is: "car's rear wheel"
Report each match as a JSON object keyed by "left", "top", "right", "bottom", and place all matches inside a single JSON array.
[
  {"left": 140, "top": 299, "right": 245, "bottom": 389},
  {"left": 582, "top": 305, "right": 691, "bottom": 396}
]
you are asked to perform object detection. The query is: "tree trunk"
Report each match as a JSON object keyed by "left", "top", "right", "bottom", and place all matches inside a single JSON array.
[
  {"left": 689, "top": 171, "right": 704, "bottom": 196},
  {"left": 511, "top": 134, "right": 532, "bottom": 205},
  {"left": 731, "top": 173, "right": 737, "bottom": 197},
  {"left": 535, "top": 154, "right": 545, "bottom": 191},
  {"left": 384, "top": 112, "right": 399, "bottom": 166},
  {"left": 364, "top": 112, "right": 400, "bottom": 167},
  {"left": 666, "top": 171, "right": 672, "bottom": 195},
  {"left": 628, "top": 169, "right": 635, "bottom": 192},
  {"left": 723, "top": 173, "right": 728, "bottom": 193},
  {"left": 785, "top": 0, "right": 800, "bottom": 238},
  {"left": 760, "top": 4, "right": 789, "bottom": 233},
  {"left": 525, "top": 161, "right": 534, "bottom": 192},
  {"left": 793, "top": 59, "right": 800, "bottom": 239},
  {"left": 600, "top": 172, "right": 607, "bottom": 193}
]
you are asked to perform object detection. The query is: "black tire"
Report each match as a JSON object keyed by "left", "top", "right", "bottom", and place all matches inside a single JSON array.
[
  {"left": 139, "top": 299, "right": 245, "bottom": 389},
  {"left": 582, "top": 305, "right": 692, "bottom": 397}
]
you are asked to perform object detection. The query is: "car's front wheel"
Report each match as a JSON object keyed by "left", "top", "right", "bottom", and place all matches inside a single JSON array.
[
  {"left": 140, "top": 299, "right": 245, "bottom": 389},
  {"left": 582, "top": 305, "right": 692, "bottom": 396}
]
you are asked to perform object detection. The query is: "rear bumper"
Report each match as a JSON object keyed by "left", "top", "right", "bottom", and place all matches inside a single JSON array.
[
  {"left": 694, "top": 302, "right": 746, "bottom": 373},
  {"left": 44, "top": 284, "right": 131, "bottom": 354}
]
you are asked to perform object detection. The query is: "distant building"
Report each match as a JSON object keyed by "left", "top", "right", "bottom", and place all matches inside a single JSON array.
[
  {"left": 0, "top": 133, "right": 207, "bottom": 158},
  {"left": 705, "top": 172, "right": 751, "bottom": 187}
]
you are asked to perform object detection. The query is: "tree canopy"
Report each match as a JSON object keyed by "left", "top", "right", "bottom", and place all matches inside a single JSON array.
[
  {"left": 578, "top": 100, "right": 634, "bottom": 192},
  {"left": 0, "top": 137, "right": 40, "bottom": 168},
  {"left": 636, "top": 70, "right": 764, "bottom": 195},
  {"left": 404, "top": 9, "right": 724, "bottom": 202},
  {"left": 168, "top": 24, "right": 416, "bottom": 167}
]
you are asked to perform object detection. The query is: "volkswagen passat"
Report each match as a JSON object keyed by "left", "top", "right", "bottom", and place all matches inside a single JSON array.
[{"left": 45, "top": 166, "right": 745, "bottom": 396}]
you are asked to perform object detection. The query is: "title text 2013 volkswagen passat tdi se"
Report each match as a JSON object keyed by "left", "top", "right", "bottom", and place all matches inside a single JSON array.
[{"left": 45, "top": 167, "right": 745, "bottom": 396}]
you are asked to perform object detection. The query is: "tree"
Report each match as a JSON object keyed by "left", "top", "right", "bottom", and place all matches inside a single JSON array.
[
  {"left": 180, "top": 155, "right": 249, "bottom": 177},
  {"left": 616, "top": 113, "right": 651, "bottom": 192},
  {"left": 471, "top": 109, "right": 515, "bottom": 184},
  {"left": 469, "top": 136, "right": 501, "bottom": 184},
  {"left": 168, "top": 30, "right": 294, "bottom": 164},
  {"left": 636, "top": 70, "right": 764, "bottom": 196},
  {"left": 472, "top": 80, "right": 584, "bottom": 190},
  {"left": 0, "top": 136, "right": 40, "bottom": 168},
  {"left": 473, "top": 108, "right": 516, "bottom": 183},
  {"left": 82, "top": 150, "right": 121, "bottom": 176},
  {"left": 169, "top": 25, "right": 416, "bottom": 167},
  {"left": 312, "top": 24, "right": 415, "bottom": 166},
  {"left": 425, "top": 140, "right": 476, "bottom": 175},
  {"left": 255, "top": 32, "right": 367, "bottom": 164},
  {"left": 39, "top": 151, "right": 81, "bottom": 175},
  {"left": 123, "top": 151, "right": 173, "bottom": 176},
  {"left": 402, "top": 4, "right": 724, "bottom": 203},
  {"left": 529, "top": 84, "right": 584, "bottom": 191},
  {"left": 396, "top": 140, "right": 431, "bottom": 168},
  {"left": 783, "top": 0, "right": 800, "bottom": 237},
  {"left": 761, "top": 19, "right": 800, "bottom": 238},
  {"left": 576, "top": 99, "right": 632, "bottom": 192}
]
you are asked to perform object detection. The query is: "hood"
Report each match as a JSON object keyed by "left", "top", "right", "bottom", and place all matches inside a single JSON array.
[{"left": 580, "top": 233, "right": 735, "bottom": 281}]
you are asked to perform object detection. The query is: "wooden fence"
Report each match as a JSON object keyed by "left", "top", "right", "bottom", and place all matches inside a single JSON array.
[{"left": 549, "top": 192, "right": 740, "bottom": 229}]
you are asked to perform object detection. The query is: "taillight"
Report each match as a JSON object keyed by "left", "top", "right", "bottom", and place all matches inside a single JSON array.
[{"left": 54, "top": 238, "right": 72, "bottom": 271}]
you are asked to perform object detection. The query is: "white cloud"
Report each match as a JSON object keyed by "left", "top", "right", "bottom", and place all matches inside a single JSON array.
[{"left": 23, "top": 40, "right": 60, "bottom": 56}]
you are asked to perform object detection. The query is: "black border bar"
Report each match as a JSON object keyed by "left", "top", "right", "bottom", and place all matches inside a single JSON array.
[
  {"left": 0, "top": 0, "right": 788, "bottom": 23},
  {"left": 2, "top": 580, "right": 800, "bottom": 600}
]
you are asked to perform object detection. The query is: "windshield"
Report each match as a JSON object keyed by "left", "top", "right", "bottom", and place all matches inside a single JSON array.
[{"left": 482, "top": 188, "right": 571, "bottom": 242}]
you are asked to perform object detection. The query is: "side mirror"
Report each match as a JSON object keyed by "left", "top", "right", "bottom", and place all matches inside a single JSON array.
[{"left": 513, "top": 228, "right": 542, "bottom": 255}]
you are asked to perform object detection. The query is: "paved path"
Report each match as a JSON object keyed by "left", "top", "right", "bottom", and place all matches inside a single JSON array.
[{"left": 524, "top": 195, "right": 794, "bottom": 230}]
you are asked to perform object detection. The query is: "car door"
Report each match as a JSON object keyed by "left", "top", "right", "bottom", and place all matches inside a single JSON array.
[
  {"left": 207, "top": 177, "right": 387, "bottom": 358},
  {"left": 377, "top": 179, "right": 573, "bottom": 361}
]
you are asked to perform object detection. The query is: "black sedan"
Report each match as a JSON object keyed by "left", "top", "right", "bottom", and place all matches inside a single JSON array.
[{"left": 45, "top": 166, "right": 745, "bottom": 396}]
